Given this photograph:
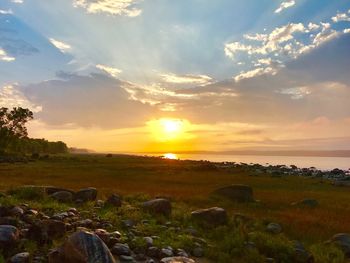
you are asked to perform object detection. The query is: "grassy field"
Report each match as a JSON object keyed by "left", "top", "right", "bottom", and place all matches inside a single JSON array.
[{"left": 0, "top": 153, "right": 349, "bottom": 246}]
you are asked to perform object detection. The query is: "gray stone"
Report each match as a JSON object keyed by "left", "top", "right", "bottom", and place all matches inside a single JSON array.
[
  {"left": 51, "top": 191, "right": 73, "bottom": 203},
  {"left": 266, "top": 223, "right": 282, "bottom": 234},
  {"left": 0, "top": 225, "right": 19, "bottom": 248},
  {"left": 111, "top": 243, "right": 131, "bottom": 256},
  {"left": 330, "top": 233, "right": 350, "bottom": 256},
  {"left": 9, "top": 206, "right": 24, "bottom": 217},
  {"left": 160, "top": 248, "right": 174, "bottom": 258},
  {"left": 48, "top": 230, "right": 115, "bottom": 263},
  {"left": 191, "top": 207, "right": 227, "bottom": 226},
  {"left": 9, "top": 252, "right": 30, "bottom": 263},
  {"left": 119, "top": 255, "right": 136, "bottom": 262},
  {"left": 75, "top": 187, "right": 98, "bottom": 202},
  {"left": 143, "top": 199, "right": 172, "bottom": 216},
  {"left": 212, "top": 184, "right": 254, "bottom": 202},
  {"left": 144, "top": 236, "right": 153, "bottom": 247}
]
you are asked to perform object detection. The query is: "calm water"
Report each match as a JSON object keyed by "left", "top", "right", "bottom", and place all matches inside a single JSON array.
[{"left": 158, "top": 153, "right": 350, "bottom": 171}]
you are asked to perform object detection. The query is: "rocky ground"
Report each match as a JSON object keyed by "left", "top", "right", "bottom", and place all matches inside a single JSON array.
[{"left": 0, "top": 184, "right": 349, "bottom": 263}]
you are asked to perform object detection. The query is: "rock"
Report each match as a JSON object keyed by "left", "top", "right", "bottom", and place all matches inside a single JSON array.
[
  {"left": 143, "top": 199, "right": 172, "bottom": 216},
  {"left": 95, "top": 229, "right": 110, "bottom": 244},
  {"left": 49, "top": 230, "right": 115, "bottom": 263},
  {"left": 192, "top": 247, "right": 204, "bottom": 257},
  {"left": 330, "top": 233, "right": 350, "bottom": 256},
  {"left": 76, "top": 219, "right": 93, "bottom": 228},
  {"left": 266, "top": 223, "right": 282, "bottom": 234},
  {"left": 292, "top": 199, "right": 319, "bottom": 208},
  {"left": 191, "top": 207, "right": 227, "bottom": 226},
  {"left": 0, "top": 225, "right": 19, "bottom": 248},
  {"left": 45, "top": 187, "right": 75, "bottom": 195},
  {"left": 105, "top": 194, "right": 122, "bottom": 207},
  {"left": 51, "top": 191, "right": 74, "bottom": 203},
  {"left": 176, "top": 249, "right": 188, "bottom": 258},
  {"left": 119, "top": 255, "right": 135, "bottom": 262},
  {"left": 9, "top": 252, "right": 30, "bottom": 263},
  {"left": 144, "top": 236, "right": 153, "bottom": 247},
  {"left": 293, "top": 241, "right": 313, "bottom": 263},
  {"left": 160, "top": 257, "right": 195, "bottom": 263},
  {"left": 160, "top": 248, "right": 174, "bottom": 258},
  {"left": 9, "top": 206, "right": 24, "bottom": 217},
  {"left": 111, "top": 243, "right": 131, "bottom": 256},
  {"left": 212, "top": 184, "right": 254, "bottom": 202},
  {"left": 75, "top": 187, "right": 98, "bottom": 202}
]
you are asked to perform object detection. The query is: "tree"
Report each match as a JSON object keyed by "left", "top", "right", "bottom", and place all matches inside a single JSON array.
[{"left": 0, "top": 107, "right": 33, "bottom": 153}]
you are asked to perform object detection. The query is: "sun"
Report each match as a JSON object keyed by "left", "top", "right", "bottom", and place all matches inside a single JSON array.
[
  {"left": 161, "top": 119, "right": 183, "bottom": 134},
  {"left": 147, "top": 118, "right": 189, "bottom": 142}
]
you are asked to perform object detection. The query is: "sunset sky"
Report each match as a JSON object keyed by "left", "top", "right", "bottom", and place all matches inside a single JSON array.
[{"left": 1, "top": 0, "right": 350, "bottom": 153}]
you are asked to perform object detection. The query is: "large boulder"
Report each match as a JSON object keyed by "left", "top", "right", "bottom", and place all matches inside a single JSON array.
[
  {"left": 143, "top": 198, "right": 172, "bottom": 216},
  {"left": 45, "top": 187, "right": 75, "bottom": 195},
  {"left": 211, "top": 184, "right": 254, "bottom": 202},
  {"left": 75, "top": 187, "right": 98, "bottom": 202},
  {"left": 160, "top": 257, "right": 195, "bottom": 263},
  {"left": 191, "top": 207, "right": 227, "bottom": 227},
  {"left": 51, "top": 191, "right": 74, "bottom": 203},
  {"left": 0, "top": 225, "right": 19, "bottom": 248},
  {"left": 48, "top": 230, "right": 116, "bottom": 263},
  {"left": 329, "top": 233, "right": 350, "bottom": 256}
]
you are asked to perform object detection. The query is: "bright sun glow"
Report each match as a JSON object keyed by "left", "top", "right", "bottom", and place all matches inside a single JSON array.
[
  {"left": 161, "top": 119, "right": 183, "bottom": 133},
  {"left": 147, "top": 118, "right": 191, "bottom": 142}
]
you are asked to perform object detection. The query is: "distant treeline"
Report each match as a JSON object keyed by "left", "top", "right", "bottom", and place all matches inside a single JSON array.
[
  {"left": 0, "top": 107, "right": 68, "bottom": 155},
  {"left": 4, "top": 137, "right": 68, "bottom": 154}
]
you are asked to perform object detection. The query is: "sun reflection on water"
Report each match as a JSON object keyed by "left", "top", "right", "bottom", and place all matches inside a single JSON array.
[{"left": 163, "top": 153, "right": 178, "bottom": 160}]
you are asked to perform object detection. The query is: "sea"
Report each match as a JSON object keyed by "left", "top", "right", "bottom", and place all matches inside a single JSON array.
[{"left": 146, "top": 153, "right": 350, "bottom": 171}]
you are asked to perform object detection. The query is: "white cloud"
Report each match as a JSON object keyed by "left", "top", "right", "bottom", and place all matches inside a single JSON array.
[
  {"left": 96, "top": 64, "right": 122, "bottom": 77},
  {"left": 0, "top": 85, "right": 42, "bottom": 112},
  {"left": 225, "top": 12, "right": 349, "bottom": 81},
  {"left": 278, "top": 87, "right": 311, "bottom": 99},
  {"left": 308, "top": 23, "right": 320, "bottom": 31},
  {"left": 73, "top": 0, "right": 142, "bottom": 17},
  {"left": 243, "top": 33, "right": 268, "bottom": 42},
  {"left": 160, "top": 73, "right": 213, "bottom": 85},
  {"left": 234, "top": 67, "right": 278, "bottom": 82},
  {"left": 49, "top": 38, "right": 71, "bottom": 53},
  {"left": 274, "top": 0, "right": 296, "bottom": 14},
  {"left": 332, "top": 11, "right": 350, "bottom": 23},
  {"left": 0, "top": 9, "right": 13, "bottom": 14},
  {"left": 0, "top": 49, "right": 15, "bottom": 62},
  {"left": 11, "top": 0, "right": 24, "bottom": 3},
  {"left": 313, "top": 29, "right": 339, "bottom": 46}
]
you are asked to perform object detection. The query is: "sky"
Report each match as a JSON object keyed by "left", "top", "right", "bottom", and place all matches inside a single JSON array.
[{"left": 0, "top": 0, "right": 350, "bottom": 153}]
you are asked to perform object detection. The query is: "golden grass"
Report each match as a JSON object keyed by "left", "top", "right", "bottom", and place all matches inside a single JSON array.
[{"left": 0, "top": 154, "right": 349, "bottom": 244}]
